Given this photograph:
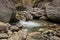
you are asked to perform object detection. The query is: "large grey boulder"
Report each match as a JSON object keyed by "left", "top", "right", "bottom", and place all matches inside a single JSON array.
[
  {"left": 0, "top": 0, "right": 15, "bottom": 23},
  {"left": 46, "top": 0, "right": 60, "bottom": 22}
]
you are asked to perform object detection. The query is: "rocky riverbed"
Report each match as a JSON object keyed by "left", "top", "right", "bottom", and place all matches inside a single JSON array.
[
  {"left": 0, "top": 0, "right": 60, "bottom": 40},
  {"left": 0, "top": 20, "right": 60, "bottom": 40}
]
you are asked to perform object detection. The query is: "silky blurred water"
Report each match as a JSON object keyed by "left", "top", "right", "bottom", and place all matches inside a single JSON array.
[{"left": 19, "top": 20, "right": 43, "bottom": 32}]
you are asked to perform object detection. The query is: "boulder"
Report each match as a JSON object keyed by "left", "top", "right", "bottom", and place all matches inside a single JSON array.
[
  {"left": 21, "top": 11, "right": 33, "bottom": 20},
  {"left": 30, "top": 8, "right": 44, "bottom": 17},
  {"left": 16, "top": 11, "right": 26, "bottom": 21},
  {"left": 0, "top": 0, "right": 15, "bottom": 23},
  {"left": 46, "top": 0, "right": 60, "bottom": 22},
  {"left": 42, "top": 30, "right": 56, "bottom": 37},
  {"left": 8, "top": 29, "right": 28, "bottom": 40},
  {"left": 46, "top": 6, "right": 60, "bottom": 22},
  {"left": 0, "top": 33, "right": 9, "bottom": 39},
  {"left": 10, "top": 26, "right": 19, "bottom": 32},
  {"left": 26, "top": 32, "right": 42, "bottom": 40},
  {"left": 16, "top": 11, "right": 33, "bottom": 20},
  {"left": 33, "top": 0, "right": 53, "bottom": 8},
  {"left": 30, "top": 8, "right": 44, "bottom": 19},
  {"left": 50, "top": 36, "right": 60, "bottom": 40},
  {"left": 0, "top": 22, "right": 11, "bottom": 32}
]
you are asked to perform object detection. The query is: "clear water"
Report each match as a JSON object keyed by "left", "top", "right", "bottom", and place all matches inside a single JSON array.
[{"left": 19, "top": 20, "right": 43, "bottom": 32}]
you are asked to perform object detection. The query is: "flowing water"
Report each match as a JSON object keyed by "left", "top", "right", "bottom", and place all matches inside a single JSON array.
[{"left": 19, "top": 20, "right": 43, "bottom": 32}]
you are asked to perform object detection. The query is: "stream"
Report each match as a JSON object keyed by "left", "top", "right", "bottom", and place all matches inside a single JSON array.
[
  {"left": 17, "top": 20, "right": 60, "bottom": 32},
  {"left": 18, "top": 20, "right": 43, "bottom": 32}
]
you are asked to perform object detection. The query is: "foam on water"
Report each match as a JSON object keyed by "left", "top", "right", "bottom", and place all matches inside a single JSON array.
[{"left": 19, "top": 20, "right": 43, "bottom": 28}]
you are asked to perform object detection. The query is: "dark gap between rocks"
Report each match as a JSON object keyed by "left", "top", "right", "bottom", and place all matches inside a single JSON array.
[
  {"left": 33, "top": 16, "right": 40, "bottom": 20},
  {"left": 16, "top": 6, "right": 26, "bottom": 11}
]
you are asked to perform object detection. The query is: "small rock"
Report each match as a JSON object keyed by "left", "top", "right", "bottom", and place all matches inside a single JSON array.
[
  {"left": 33, "top": 8, "right": 40, "bottom": 12},
  {"left": 7, "top": 30, "right": 13, "bottom": 37},
  {"left": 42, "top": 30, "right": 56, "bottom": 38},
  {"left": 50, "top": 36, "right": 60, "bottom": 40},
  {"left": 55, "top": 28, "right": 60, "bottom": 36},
  {"left": 16, "top": 11, "right": 26, "bottom": 21},
  {"left": 21, "top": 11, "right": 33, "bottom": 20},
  {"left": 8, "top": 29, "right": 28, "bottom": 40},
  {"left": 39, "top": 28, "right": 45, "bottom": 32},
  {"left": 0, "top": 33, "right": 9, "bottom": 39},
  {"left": 49, "top": 24, "right": 57, "bottom": 28},
  {"left": 30, "top": 8, "right": 45, "bottom": 20},
  {"left": 0, "top": 39, "right": 7, "bottom": 40},
  {"left": 40, "top": 16, "right": 47, "bottom": 20},
  {"left": 16, "top": 23, "right": 22, "bottom": 28},
  {"left": 10, "top": 26, "right": 19, "bottom": 32},
  {"left": 16, "top": 11, "right": 33, "bottom": 20},
  {"left": 26, "top": 32, "right": 41, "bottom": 40},
  {"left": 55, "top": 28, "right": 60, "bottom": 33},
  {"left": 0, "top": 22, "right": 10, "bottom": 32}
]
